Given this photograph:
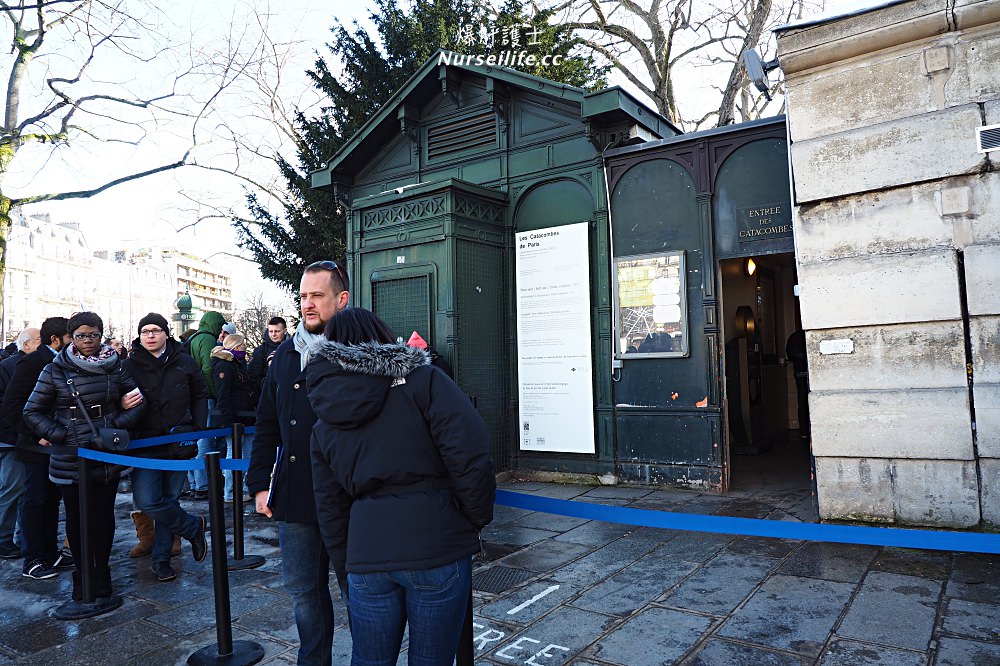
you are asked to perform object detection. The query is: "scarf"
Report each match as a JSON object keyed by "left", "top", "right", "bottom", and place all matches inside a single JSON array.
[
  {"left": 293, "top": 321, "right": 326, "bottom": 371},
  {"left": 69, "top": 343, "right": 117, "bottom": 364}
]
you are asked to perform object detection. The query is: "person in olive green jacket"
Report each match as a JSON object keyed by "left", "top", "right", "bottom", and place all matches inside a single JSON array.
[{"left": 188, "top": 310, "right": 226, "bottom": 498}]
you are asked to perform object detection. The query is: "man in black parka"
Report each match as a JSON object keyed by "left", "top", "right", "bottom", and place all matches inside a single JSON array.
[
  {"left": 247, "top": 260, "right": 350, "bottom": 666},
  {"left": 123, "top": 313, "right": 209, "bottom": 582},
  {"left": 1, "top": 317, "right": 73, "bottom": 580},
  {"left": 248, "top": 316, "right": 287, "bottom": 399}
]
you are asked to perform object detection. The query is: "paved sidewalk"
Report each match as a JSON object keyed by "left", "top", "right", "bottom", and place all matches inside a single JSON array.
[{"left": 1, "top": 481, "right": 999, "bottom": 665}]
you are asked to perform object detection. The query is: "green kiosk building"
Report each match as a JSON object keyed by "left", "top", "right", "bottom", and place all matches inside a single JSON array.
[{"left": 311, "top": 53, "right": 798, "bottom": 495}]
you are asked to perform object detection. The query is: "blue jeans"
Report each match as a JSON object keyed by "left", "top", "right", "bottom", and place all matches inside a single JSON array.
[
  {"left": 192, "top": 399, "right": 223, "bottom": 491},
  {"left": 348, "top": 557, "right": 471, "bottom": 666},
  {"left": 223, "top": 431, "right": 253, "bottom": 501},
  {"left": 279, "top": 521, "right": 334, "bottom": 666},
  {"left": 131, "top": 467, "right": 200, "bottom": 564},
  {"left": 0, "top": 448, "right": 26, "bottom": 543}
]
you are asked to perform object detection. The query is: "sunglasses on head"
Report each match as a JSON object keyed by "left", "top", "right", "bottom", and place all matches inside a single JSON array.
[{"left": 306, "top": 260, "right": 349, "bottom": 291}]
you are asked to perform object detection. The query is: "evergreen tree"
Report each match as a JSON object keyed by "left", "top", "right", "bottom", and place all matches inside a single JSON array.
[{"left": 235, "top": 0, "right": 608, "bottom": 294}]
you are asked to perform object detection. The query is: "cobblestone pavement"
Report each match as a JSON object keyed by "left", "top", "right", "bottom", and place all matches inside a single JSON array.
[{"left": 1, "top": 481, "right": 999, "bottom": 665}]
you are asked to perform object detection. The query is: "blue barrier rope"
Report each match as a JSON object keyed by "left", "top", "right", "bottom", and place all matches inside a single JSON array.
[
  {"left": 77, "top": 446, "right": 251, "bottom": 471},
  {"left": 69, "top": 424, "right": 1000, "bottom": 555},
  {"left": 494, "top": 490, "right": 1000, "bottom": 554},
  {"left": 127, "top": 426, "right": 256, "bottom": 450}
]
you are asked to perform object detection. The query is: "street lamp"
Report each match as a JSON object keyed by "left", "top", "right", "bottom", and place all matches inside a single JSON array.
[{"left": 173, "top": 289, "right": 195, "bottom": 337}]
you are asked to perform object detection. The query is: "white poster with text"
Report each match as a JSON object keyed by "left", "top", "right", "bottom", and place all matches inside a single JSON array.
[{"left": 516, "top": 222, "right": 595, "bottom": 454}]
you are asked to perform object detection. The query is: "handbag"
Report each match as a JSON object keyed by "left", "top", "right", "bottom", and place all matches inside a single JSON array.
[{"left": 63, "top": 374, "right": 131, "bottom": 452}]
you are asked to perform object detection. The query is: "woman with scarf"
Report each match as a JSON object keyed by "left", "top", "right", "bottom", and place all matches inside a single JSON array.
[
  {"left": 307, "top": 307, "right": 495, "bottom": 665},
  {"left": 211, "top": 333, "right": 256, "bottom": 501},
  {"left": 23, "top": 311, "right": 145, "bottom": 602}
]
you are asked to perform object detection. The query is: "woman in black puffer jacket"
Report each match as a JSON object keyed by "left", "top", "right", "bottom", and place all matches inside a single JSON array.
[
  {"left": 24, "top": 312, "right": 145, "bottom": 601},
  {"left": 308, "top": 308, "right": 495, "bottom": 665}
]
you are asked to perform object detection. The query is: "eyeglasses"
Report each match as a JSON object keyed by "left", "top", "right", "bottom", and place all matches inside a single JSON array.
[
  {"left": 140, "top": 328, "right": 165, "bottom": 336},
  {"left": 306, "top": 260, "right": 349, "bottom": 291},
  {"left": 72, "top": 332, "right": 102, "bottom": 341}
]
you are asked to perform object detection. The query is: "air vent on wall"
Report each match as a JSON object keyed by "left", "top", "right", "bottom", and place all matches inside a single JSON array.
[
  {"left": 427, "top": 112, "right": 496, "bottom": 160},
  {"left": 977, "top": 123, "right": 1000, "bottom": 153}
]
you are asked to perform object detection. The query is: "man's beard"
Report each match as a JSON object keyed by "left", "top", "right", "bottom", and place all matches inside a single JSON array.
[{"left": 304, "top": 319, "right": 325, "bottom": 334}]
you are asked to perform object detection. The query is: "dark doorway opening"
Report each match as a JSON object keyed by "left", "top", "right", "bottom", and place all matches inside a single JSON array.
[{"left": 718, "top": 253, "right": 815, "bottom": 519}]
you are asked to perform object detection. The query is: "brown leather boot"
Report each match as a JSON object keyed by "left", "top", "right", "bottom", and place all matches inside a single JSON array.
[
  {"left": 171, "top": 535, "right": 181, "bottom": 557},
  {"left": 129, "top": 510, "right": 154, "bottom": 558}
]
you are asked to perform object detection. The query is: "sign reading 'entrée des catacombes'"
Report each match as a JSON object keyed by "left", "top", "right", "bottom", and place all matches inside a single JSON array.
[{"left": 737, "top": 202, "right": 793, "bottom": 241}]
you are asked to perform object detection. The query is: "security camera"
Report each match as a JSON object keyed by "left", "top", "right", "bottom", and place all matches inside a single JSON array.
[{"left": 741, "top": 49, "right": 781, "bottom": 101}]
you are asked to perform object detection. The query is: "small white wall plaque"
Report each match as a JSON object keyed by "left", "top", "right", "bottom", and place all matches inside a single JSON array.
[{"left": 819, "top": 339, "right": 854, "bottom": 355}]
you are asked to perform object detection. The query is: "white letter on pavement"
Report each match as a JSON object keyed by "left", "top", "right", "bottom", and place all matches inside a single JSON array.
[
  {"left": 526, "top": 644, "right": 570, "bottom": 665},
  {"left": 472, "top": 623, "right": 506, "bottom": 651},
  {"left": 496, "top": 637, "right": 541, "bottom": 660}
]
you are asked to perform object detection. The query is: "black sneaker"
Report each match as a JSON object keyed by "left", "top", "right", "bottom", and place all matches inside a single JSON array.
[
  {"left": 151, "top": 562, "right": 176, "bottom": 582},
  {"left": 51, "top": 551, "right": 75, "bottom": 571},
  {"left": 192, "top": 490, "right": 208, "bottom": 501},
  {"left": 0, "top": 541, "right": 20, "bottom": 559},
  {"left": 190, "top": 516, "right": 208, "bottom": 563},
  {"left": 22, "top": 560, "right": 58, "bottom": 580}
]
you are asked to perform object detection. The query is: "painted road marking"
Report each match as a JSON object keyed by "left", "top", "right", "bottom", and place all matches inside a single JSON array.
[{"left": 507, "top": 585, "right": 561, "bottom": 615}]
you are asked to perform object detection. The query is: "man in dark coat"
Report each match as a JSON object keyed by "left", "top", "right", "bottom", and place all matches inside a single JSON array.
[
  {"left": 247, "top": 260, "right": 349, "bottom": 666},
  {"left": 1, "top": 317, "right": 73, "bottom": 580},
  {"left": 248, "top": 316, "right": 287, "bottom": 397},
  {"left": 0, "top": 327, "right": 41, "bottom": 559},
  {"left": 123, "top": 313, "right": 209, "bottom": 582}
]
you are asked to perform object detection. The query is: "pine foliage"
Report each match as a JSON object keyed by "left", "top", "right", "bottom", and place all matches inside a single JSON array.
[{"left": 235, "top": 0, "right": 607, "bottom": 293}]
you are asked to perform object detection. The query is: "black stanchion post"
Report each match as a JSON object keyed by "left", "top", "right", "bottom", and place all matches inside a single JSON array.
[
  {"left": 227, "top": 422, "right": 264, "bottom": 571},
  {"left": 78, "top": 455, "right": 94, "bottom": 604},
  {"left": 188, "top": 452, "right": 263, "bottom": 666},
  {"left": 54, "top": 454, "right": 122, "bottom": 620},
  {"left": 456, "top": 586, "right": 474, "bottom": 666}
]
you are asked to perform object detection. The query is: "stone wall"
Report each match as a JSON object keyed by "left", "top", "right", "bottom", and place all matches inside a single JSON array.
[{"left": 776, "top": 0, "right": 1000, "bottom": 527}]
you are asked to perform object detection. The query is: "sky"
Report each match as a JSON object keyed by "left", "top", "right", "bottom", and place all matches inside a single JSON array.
[
  {"left": 7, "top": 0, "right": 376, "bottom": 310},
  {"left": 8, "top": 0, "right": 871, "bottom": 311}
]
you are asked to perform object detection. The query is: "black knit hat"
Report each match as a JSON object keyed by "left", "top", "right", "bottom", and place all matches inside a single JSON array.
[{"left": 137, "top": 312, "right": 170, "bottom": 335}]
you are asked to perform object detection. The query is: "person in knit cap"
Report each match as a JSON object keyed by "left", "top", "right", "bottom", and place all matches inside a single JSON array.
[
  {"left": 211, "top": 332, "right": 255, "bottom": 501},
  {"left": 122, "top": 313, "right": 209, "bottom": 582}
]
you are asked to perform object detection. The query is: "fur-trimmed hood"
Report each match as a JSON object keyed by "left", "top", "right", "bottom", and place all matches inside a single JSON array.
[
  {"left": 312, "top": 341, "right": 429, "bottom": 377},
  {"left": 307, "top": 341, "right": 430, "bottom": 429}
]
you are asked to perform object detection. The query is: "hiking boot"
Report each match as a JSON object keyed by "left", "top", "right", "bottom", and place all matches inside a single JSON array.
[
  {"left": 129, "top": 510, "right": 154, "bottom": 558},
  {"left": 151, "top": 562, "right": 176, "bottom": 582},
  {"left": 23, "top": 559, "right": 58, "bottom": 580}
]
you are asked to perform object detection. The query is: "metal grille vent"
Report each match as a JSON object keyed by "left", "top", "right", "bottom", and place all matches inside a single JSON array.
[
  {"left": 372, "top": 275, "right": 430, "bottom": 342},
  {"left": 978, "top": 124, "right": 1000, "bottom": 153},
  {"left": 427, "top": 112, "right": 496, "bottom": 160},
  {"left": 472, "top": 566, "right": 535, "bottom": 594}
]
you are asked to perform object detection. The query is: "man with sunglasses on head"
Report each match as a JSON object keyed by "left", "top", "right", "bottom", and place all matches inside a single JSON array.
[{"left": 247, "top": 260, "right": 349, "bottom": 666}]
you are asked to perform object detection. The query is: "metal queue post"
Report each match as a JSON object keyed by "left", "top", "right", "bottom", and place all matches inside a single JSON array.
[
  {"left": 188, "top": 451, "right": 264, "bottom": 666},
  {"left": 53, "top": 454, "right": 123, "bottom": 620},
  {"left": 227, "top": 422, "right": 264, "bottom": 571}
]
